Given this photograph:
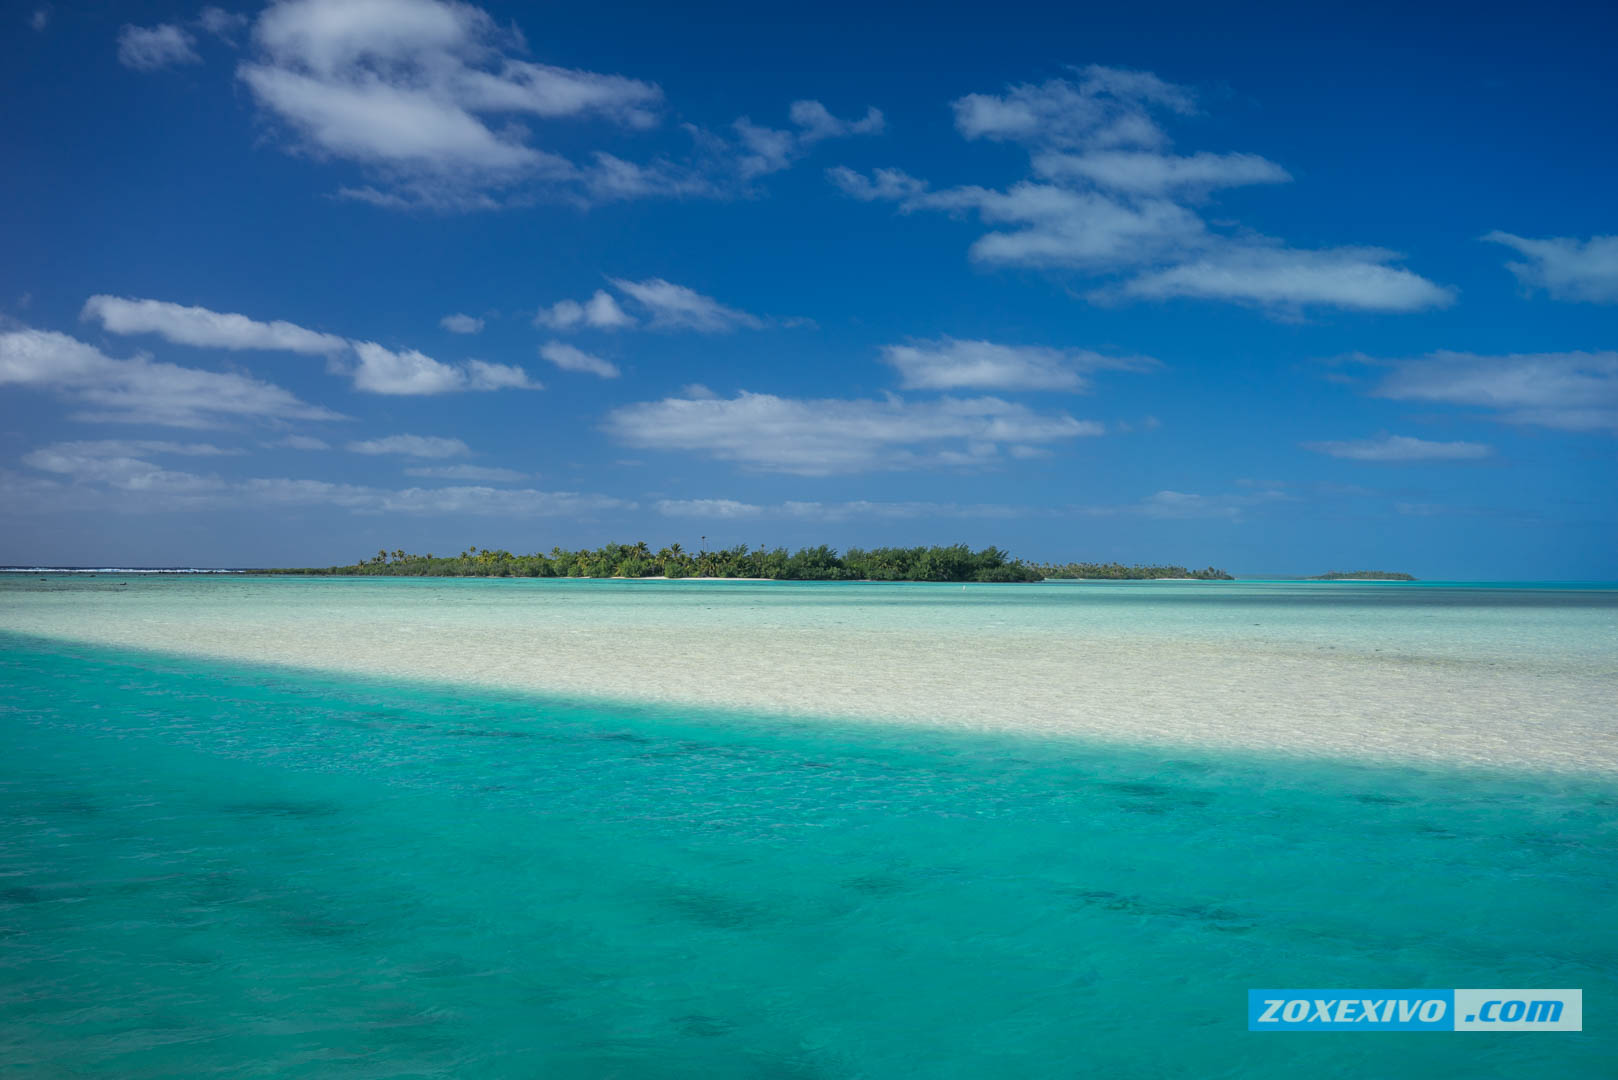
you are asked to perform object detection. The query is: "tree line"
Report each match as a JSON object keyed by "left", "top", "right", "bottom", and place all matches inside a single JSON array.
[{"left": 261, "top": 543, "right": 1234, "bottom": 582}]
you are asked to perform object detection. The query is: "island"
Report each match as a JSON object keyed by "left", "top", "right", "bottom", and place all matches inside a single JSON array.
[
  {"left": 258, "top": 544, "right": 1235, "bottom": 583},
  {"left": 1309, "top": 571, "right": 1417, "bottom": 581}
]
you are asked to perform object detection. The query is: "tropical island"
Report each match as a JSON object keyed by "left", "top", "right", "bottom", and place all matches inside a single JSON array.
[
  {"left": 258, "top": 544, "right": 1234, "bottom": 583},
  {"left": 1309, "top": 571, "right": 1417, "bottom": 581}
]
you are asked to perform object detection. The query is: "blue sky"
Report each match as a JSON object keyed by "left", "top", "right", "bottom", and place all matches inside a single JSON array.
[{"left": 3, "top": 0, "right": 1615, "bottom": 577}]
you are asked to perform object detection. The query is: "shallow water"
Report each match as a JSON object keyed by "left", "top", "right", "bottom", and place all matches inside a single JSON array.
[
  {"left": 2, "top": 576, "right": 1615, "bottom": 772},
  {"left": 1, "top": 631, "right": 1614, "bottom": 1077}
]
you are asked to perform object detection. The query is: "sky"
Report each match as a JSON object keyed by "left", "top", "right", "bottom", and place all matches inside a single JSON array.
[{"left": 2, "top": 0, "right": 1615, "bottom": 577}]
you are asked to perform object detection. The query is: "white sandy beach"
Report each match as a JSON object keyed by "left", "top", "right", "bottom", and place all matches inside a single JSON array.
[{"left": 2, "top": 576, "right": 1614, "bottom": 775}]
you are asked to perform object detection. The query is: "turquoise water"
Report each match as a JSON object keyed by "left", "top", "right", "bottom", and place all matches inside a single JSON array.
[{"left": 1, "top": 631, "right": 1613, "bottom": 1077}]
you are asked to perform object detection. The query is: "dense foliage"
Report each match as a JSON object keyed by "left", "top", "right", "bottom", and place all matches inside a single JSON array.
[
  {"left": 1034, "top": 562, "right": 1234, "bottom": 580},
  {"left": 1310, "top": 571, "right": 1416, "bottom": 581},
  {"left": 263, "top": 543, "right": 1055, "bottom": 582},
  {"left": 261, "top": 544, "right": 1235, "bottom": 582}
]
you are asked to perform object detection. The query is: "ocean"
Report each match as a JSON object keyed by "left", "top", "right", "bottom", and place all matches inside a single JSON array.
[{"left": 1, "top": 577, "right": 1613, "bottom": 1076}]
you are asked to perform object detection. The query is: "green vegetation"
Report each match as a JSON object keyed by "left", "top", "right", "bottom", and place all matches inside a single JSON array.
[
  {"left": 259, "top": 544, "right": 1235, "bottom": 583},
  {"left": 1035, "top": 562, "right": 1234, "bottom": 580},
  {"left": 1310, "top": 571, "right": 1417, "bottom": 581}
]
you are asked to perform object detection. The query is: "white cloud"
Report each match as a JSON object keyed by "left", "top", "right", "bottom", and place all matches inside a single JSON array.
[
  {"left": 347, "top": 434, "right": 470, "bottom": 458},
  {"left": 1484, "top": 232, "right": 1618, "bottom": 304},
  {"left": 541, "top": 342, "right": 619, "bottom": 379},
  {"left": 607, "top": 278, "right": 764, "bottom": 332},
  {"left": 534, "top": 289, "right": 635, "bottom": 331},
  {"left": 85, "top": 295, "right": 534, "bottom": 395},
  {"left": 1302, "top": 434, "right": 1492, "bottom": 462},
  {"left": 1110, "top": 247, "right": 1455, "bottom": 312},
  {"left": 118, "top": 24, "right": 201, "bottom": 70},
  {"left": 731, "top": 100, "right": 884, "bottom": 180},
  {"left": 347, "top": 342, "right": 539, "bottom": 394},
  {"left": 244, "top": 477, "right": 630, "bottom": 516},
  {"left": 271, "top": 434, "right": 330, "bottom": 450},
  {"left": 237, "top": 0, "right": 661, "bottom": 207},
  {"left": 439, "top": 312, "right": 484, "bottom": 334},
  {"left": 22, "top": 442, "right": 224, "bottom": 496},
  {"left": 0, "top": 327, "right": 342, "bottom": 428},
  {"left": 605, "top": 390, "right": 1102, "bottom": 474},
  {"left": 1031, "top": 150, "right": 1290, "bottom": 195},
  {"left": 82, "top": 295, "right": 348, "bottom": 355},
  {"left": 403, "top": 464, "right": 526, "bottom": 482},
  {"left": 30, "top": 7, "right": 49, "bottom": 31},
  {"left": 198, "top": 7, "right": 248, "bottom": 42},
  {"left": 832, "top": 65, "right": 1450, "bottom": 314},
  {"left": 952, "top": 67, "right": 1193, "bottom": 148},
  {"left": 15, "top": 441, "right": 625, "bottom": 518},
  {"left": 881, "top": 338, "right": 1155, "bottom": 391},
  {"left": 655, "top": 498, "right": 1031, "bottom": 521},
  {"left": 1082, "top": 489, "right": 1289, "bottom": 521},
  {"left": 1367, "top": 350, "right": 1618, "bottom": 432}
]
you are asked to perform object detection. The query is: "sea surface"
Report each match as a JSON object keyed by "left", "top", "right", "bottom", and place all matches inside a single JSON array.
[{"left": 1, "top": 577, "right": 1614, "bottom": 1077}]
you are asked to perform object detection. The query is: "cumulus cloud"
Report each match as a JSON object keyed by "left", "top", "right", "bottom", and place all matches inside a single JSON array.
[
  {"left": 540, "top": 342, "right": 619, "bottom": 378},
  {"left": 346, "top": 434, "right": 471, "bottom": 458},
  {"left": 881, "top": 338, "right": 1156, "bottom": 391},
  {"left": 605, "top": 390, "right": 1102, "bottom": 474},
  {"left": 1484, "top": 232, "right": 1618, "bottom": 304},
  {"left": 831, "top": 65, "right": 1450, "bottom": 314},
  {"left": 439, "top": 312, "right": 484, "bottom": 334},
  {"left": 1366, "top": 350, "right": 1618, "bottom": 432},
  {"left": 0, "top": 327, "right": 342, "bottom": 428},
  {"left": 82, "top": 295, "right": 348, "bottom": 355},
  {"left": 534, "top": 289, "right": 635, "bottom": 331},
  {"left": 1302, "top": 433, "right": 1492, "bottom": 462},
  {"left": 231, "top": 1, "right": 879, "bottom": 209},
  {"left": 237, "top": 0, "right": 660, "bottom": 208},
  {"left": 118, "top": 24, "right": 201, "bottom": 70}
]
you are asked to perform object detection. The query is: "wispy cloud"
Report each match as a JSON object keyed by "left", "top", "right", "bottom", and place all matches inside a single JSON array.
[
  {"left": 83, "top": 295, "right": 347, "bottom": 355},
  {"left": 1302, "top": 433, "right": 1492, "bottom": 462},
  {"left": 606, "top": 390, "right": 1101, "bottom": 474},
  {"left": 15, "top": 439, "right": 625, "bottom": 518},
  {"left": 403, "top": 464, "right": 526, "bottom": 482},
  {"left": 118, "top": 24, "right": 200, "bottom": 70},
  {"left": 540, "top": 342, "right": 619, "bottom": 379},
  {"left": 84, "top": 295, "right": 539, "bottom": 395},
  {"left": 346, "top": 434, "right": 471, "bottom": 458},
  {"left": 1484, "top": 231, "right": 1618, "bottom": 304},
  {"left": 1081, "top": 488, "right": 1290, "bottom": 520},
  {"left": 1365, "top": 350, "right": 1618, "bottom": 433},
  {"left": 439, "top": 313, "right": 484, "bottom": 334},
  {"left": 655, "top": 498, "right": 1032, "bottom": 520},
  {"left": 881, "top": 337, "right": 1156, "bottom": 391},
  {"left": 831, "top": 65, "right": 1451, "bottom": 314},
  {"left": 231, "top": 0, "right": 882, "bottom": 210},
  {"left": 538, "top": 278, "right": 774, "bottom": 334},
  {"left": 0, "top": 327, "right": 342, "bottom": 428}
]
